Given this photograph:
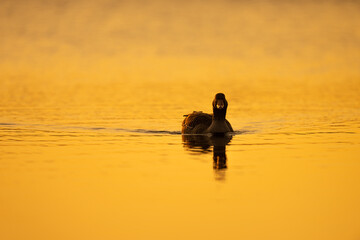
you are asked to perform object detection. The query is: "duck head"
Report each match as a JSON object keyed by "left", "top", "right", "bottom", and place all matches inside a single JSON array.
[
  {"left": 207, "top": 93, "right": 231, "bottom": 134},
  {"left": 212, "top": 93, "right": 228, "bottom": 120}
]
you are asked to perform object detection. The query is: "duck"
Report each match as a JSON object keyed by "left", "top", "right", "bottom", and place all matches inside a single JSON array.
[{"left": 182, "top": 93, "right": 233, "bottom": 134}]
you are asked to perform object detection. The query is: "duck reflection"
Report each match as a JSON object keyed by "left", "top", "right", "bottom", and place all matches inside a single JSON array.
[{"left": 182, "top": 134, "right": 232, "bottom": 181}]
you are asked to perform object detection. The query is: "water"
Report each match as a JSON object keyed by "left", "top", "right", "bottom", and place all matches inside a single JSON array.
[
  {"left": 1, "top": 79, "right": 359, "bottom": 240},
  {"left": 1, "top": 0, "right": 360, "bottom": 240}
]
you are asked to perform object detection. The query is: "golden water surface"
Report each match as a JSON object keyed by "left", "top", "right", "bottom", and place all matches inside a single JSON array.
[{"left": 1, "top": 0, "right": 360, "bottom": 239}]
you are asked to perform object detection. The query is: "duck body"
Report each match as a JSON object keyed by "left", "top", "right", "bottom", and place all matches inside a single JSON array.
[{"left": 182, "top": 93, "right": 233, "bottom": 134}]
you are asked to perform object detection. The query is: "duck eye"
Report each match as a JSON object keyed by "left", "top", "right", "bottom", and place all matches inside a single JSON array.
[{"left": 216, "top": 100, "right": 224, "bottom": 109}]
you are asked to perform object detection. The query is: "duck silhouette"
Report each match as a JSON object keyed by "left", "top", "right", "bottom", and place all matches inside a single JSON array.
[{"left": 182, "top": 93, "right": 233, "bottom": 134}]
